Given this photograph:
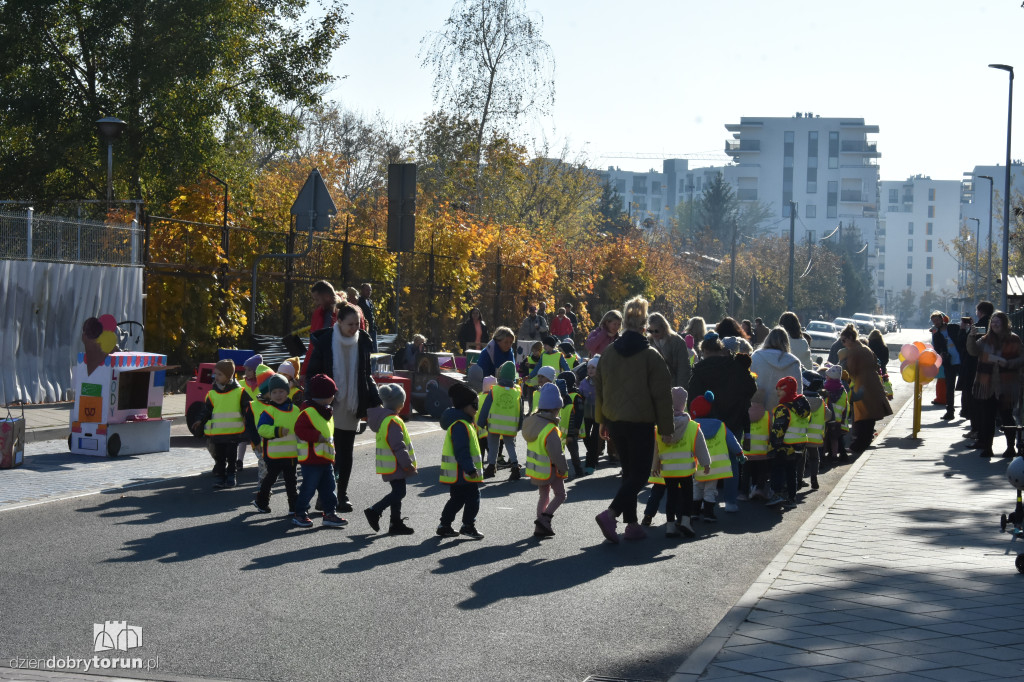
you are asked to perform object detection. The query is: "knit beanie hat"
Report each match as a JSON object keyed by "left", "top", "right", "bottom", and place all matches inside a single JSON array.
[
  {"left": 466, "top": 364, "right": 484, "bottom": 392},
  {"left": 557, "top": 370, "right": 576, "bottom": 392},
  {"left": 776, "top": 376, "right": 800, "bottom": 403},
  {"left": 243, "top": 354, "right": 263, "bottom": 371},
  {"left": 542, "top": 334, "right": 558, "bottom": 348},
  {"left": 690, "top": 390, "right": 713, "bottom": 418},
  {"left": 378, "top": 382, "right": 406, "bottom": 411},
  {"left": 825, "top": 364, "right": 843, "bottom": 381},
  {"left": 672, "top": 386, "right": 688, "bottom": 415},
  {"left": 214, "top": 359, "right": 235, "bottom": 379},
  {"left": 558, "top": 341, "right": 575, "bottom": 355},
  {"left": 703, "top": 331, "right": 719, "bottom": 343},
  {"left": 449, "top": 383, "right": 478, "bottom": 410},
  {"left": 536, "top": 366, "right": 556, "bottom": 382},
  {"left": 587, "top": 355, "right": 601, "bottom": 369},
  {"left": 498, "top": 361, "right": 518, "bottom": 383},
  {"left": 307, "top": 374, "right": 337, "bottom": 400},
  {"left": 265, "top": 374, "right": 290, "bottom": 394},
  {"left": 538, "top": 383, "right": 562, "bottom": 410},
  {"left": 722, "top": 336, "right": 738, "bottom": 353},
  {"left": 278, "top": 360, "right": 297, "bottom": 378},
  {"left": 482, "top": 376, "right": 497, "bottom": 393}
]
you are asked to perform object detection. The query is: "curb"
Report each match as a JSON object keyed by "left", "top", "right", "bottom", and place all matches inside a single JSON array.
[{"left": 668, "top": 395, "right": 914, "bottom": 682}]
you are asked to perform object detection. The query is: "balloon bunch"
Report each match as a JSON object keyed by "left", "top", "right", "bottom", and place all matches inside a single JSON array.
[{"left": 898, "top": 341, "right": 943, "bottom": 384}]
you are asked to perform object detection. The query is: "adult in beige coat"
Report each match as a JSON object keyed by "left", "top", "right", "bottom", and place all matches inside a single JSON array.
[
  {"left": 594, "top": 296, "right": 673, "bottom": 543},
  {"left": 839, "top": 324, "right": 892, "bottom": 453}
]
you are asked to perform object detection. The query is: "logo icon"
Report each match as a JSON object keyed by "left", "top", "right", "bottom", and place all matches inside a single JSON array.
[{"left": 93, "top": 621, "right": 143, "bottom": 652}]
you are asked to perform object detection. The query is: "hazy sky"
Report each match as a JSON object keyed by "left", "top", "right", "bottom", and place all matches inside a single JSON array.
[{"left": 326, "top": 0, "right": 1021, "bottom": 182}]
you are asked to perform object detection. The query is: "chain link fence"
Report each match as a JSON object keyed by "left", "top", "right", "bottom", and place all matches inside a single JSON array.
[{"left": 0, "top": 209, "right": 142, "bottom": 266}]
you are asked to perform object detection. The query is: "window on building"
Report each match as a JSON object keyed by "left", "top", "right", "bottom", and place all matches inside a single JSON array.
[
  {"left": 632, "top": 176, "right": 647, "bottom": 194},
  {"left": 806, "top": 230, "right": 816, "bottom": 243},
  {"left": 926, "top": 256, "right": 933, "bottom": 269},
  {"left": 908, "top": 222, "right": 914, "bottom": 235},
  {"left": 908, "top": 239, "right": 913, "bottom": 251},
  {"left": 878, "top": 275, "right": 885, "bottom": 286},
  {"left": 878, "top": 257, "right": 885, "bottom": 270},
  {"left": 651, "top": 181, "right": 662, "bottom": 195},
  {"left": 907, "top": 255, "right": 913, "bottom": 268},
  {"left": 927, "top": 205, "right": 935, "bottom": 218},
  {"left": 926, "top": 240, "right": 932, "bottom": 252},
  {"left": 615, "top": 179, "right": 626, "bottom": 193},
  {"left": 889, "top": 188, "right": 899, "bottom": 203},
  {"left": 907, "top": 273, "right": 913, "bottom": 286},
  {"left": 926, "top": 274, "right": 933, "bottom": 287},
  {"left": 808, "top": 131, "right": 818, "bottom": 158},
  {"left": 828, "top": 131, "right": 839, "bottom": 169},
  {"left": 807, "top": 167, "right": 817, "bottom": 193},
  {"left": 827, "top": 181, "right": 838, "bottom": 218},
  {"left": 806, "top": 204, "right": 816, "bottom": 218},
  {"left": 925, "top": 222, "right": 932, "bottom": 235},
  {"left": 928, "top": 188, "right": 936, "bottom": 201}
]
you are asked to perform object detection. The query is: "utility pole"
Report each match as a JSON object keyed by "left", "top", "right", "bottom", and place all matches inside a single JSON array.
[{"left": 787, "top": 201, "right": 796, "bottom": 311}]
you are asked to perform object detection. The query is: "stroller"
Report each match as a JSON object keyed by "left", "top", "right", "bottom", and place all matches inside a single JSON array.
[{"left": 1001, "top": 456, "right": 1024, "bottom": 573}]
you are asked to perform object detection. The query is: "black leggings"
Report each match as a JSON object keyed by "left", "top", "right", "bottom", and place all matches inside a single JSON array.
[
  {"left": 606, "top": 421, "right": 655, "bottom": 524},
  {"left": 332, "top": 428, "right": 357, "bottom": 502}
]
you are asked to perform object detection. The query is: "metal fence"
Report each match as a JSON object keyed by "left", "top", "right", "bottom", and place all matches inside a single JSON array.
[{"left": 0, "top": 209, "right": 142, "bottom": 266}]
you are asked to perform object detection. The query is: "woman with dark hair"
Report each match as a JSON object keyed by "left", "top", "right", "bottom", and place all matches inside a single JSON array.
[
  {"left": 457, "top": 308, "right": 490, "bottom": 353},
  {"left": 779, "top": 311, "right": 813, "bottom": 370},
  {"left": 867, "top": 329, "right": 889, "bottom": 372},
  {"left": 306, "top": 303, "right": 382, "bottom": 512},
  {"left": 716, "top": 316, "right": 749, "bottom": 340},
  {"left": 967, "top": 311, "right": 1023, "bottom": 458},
  {"left": 838, "top": 324, "right": 892, "bottom": 454}
]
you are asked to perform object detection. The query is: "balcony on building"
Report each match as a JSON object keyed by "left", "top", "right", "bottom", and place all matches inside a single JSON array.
[
  {"left": 725, "top": 139, "right": 761, "bottom": 157},
  {"left": 840, "top": 190, "right": 865, "bottom": 202},
  {"left": 840, "top": 140, "right": 880, "bottom": 157}
]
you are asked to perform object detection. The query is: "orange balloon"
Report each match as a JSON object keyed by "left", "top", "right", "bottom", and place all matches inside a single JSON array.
[
  {"left": 913, "top": 341, "right": 927, "bottom": 352},
  {"left": 918, "top": 349, "right": 938, "bottom": 367}
]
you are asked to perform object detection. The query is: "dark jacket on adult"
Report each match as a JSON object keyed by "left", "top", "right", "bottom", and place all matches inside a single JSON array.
[
  {"left": 931, "top": 325, "right": 961, "bottom": 368},
  {"left": 457, "top": 318, "right": 490, "bottom": 353},
  {"left": 357, "top": 297, "right": 377, "bottom": 340},
  {"left": 476, "top": 338, "right": 516, "bottom": 378},
  {"left": 688, "top": 354, "right": 757, "bottom": 439},
  {"left": 956, "top": 322, "right": 977, "bottom": 391},
  {"left": 305, "top": 327, "right": 381, "bottom": 419}
]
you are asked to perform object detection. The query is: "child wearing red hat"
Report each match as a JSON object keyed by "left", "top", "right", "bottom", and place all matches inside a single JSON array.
[
  {"left": 766, "top": 376, "right": 812, "bottom": 508},
  {"left": 689, "top": 391, "right": 742, "bottom": 522}
]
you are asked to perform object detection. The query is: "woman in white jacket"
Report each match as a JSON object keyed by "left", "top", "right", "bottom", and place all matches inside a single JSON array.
[
  {"left": 749, "top": 328, "right": 803, "bottom": 500},
  {"left": 779, "top": 311, "right": 815, "bottom": 370}
]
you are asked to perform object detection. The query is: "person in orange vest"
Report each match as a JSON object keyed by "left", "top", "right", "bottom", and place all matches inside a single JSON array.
[
  {"left": 523, "top": 383, "right": 569, "bottom": 538},
  {"left": 364, "top": 383, "right": 417, "bottom": 535},
  {"left": 192, "top": 358, "right": 249, "bottom": 489}
]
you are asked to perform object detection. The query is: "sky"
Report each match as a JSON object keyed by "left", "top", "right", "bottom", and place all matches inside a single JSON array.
[{"left": 324, "top": 0, "right": 1023, "bottom": 182}]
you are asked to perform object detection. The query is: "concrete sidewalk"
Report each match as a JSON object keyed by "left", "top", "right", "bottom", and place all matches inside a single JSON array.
[
  {"left": 672, "top": 398, "right": 1024, "bottom": 681},
  {"left": 18, "top": 393, "right": 189, "bottom": 443}
]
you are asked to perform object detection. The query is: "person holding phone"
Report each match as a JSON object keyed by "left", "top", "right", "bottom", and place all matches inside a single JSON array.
[{"left": 966, "top": 308, "right": 1022, "bottom": 458}]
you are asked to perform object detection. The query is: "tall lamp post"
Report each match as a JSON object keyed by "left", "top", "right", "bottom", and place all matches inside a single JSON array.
[
  {"left": 96, "top": 117, "right": 127, "bottom": 209},
  {"left": 978, "top": 174, "right": 994, "bottom": 302},
  {"left": 968, "top": 217, "right": 980, "bottom": 300},
  {"left": 989, "top": 63, "right": 1013, "bottom": 311}
]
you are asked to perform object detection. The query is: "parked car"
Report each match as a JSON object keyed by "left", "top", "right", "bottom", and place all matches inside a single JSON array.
[
  {"left": 833, "top": 317, "right": 873, "bottom": 336},
  {"left": 805, "top": 321, "right": 840, "bottom": 350},
  {"left": 852, "top": 312, "right": 884, "bottom": 333}
]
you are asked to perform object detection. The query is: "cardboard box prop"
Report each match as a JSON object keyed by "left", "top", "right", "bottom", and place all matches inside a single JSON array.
[{"left": 0, "top": 404, "right": 25, "bottom": 469}]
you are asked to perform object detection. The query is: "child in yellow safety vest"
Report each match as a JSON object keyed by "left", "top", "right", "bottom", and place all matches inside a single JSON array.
[
  {"left": 644, "top": 387, "right": 711, "bottom": 538},
  {"left": 252, "top": 374, "right": 307, "bottom": 520},
  {"left": 529, "top": 335, "right": 570, "bottom": 381},
  {"left": 477, "top": 361, "right": 523, "bottom": 481},
  {"left": 241, "top": 354, "right": 275, "bottom": 478},
  {"left": 523, "top": 383, "right": 569, "bottom": 538},
  {"left": 765, "top": 376, "right": 812, "bottom": 509},
  {"left": 558, "top": 341, "right": 580, "bottom": 370},
  {"left": 529, "top": 365, "right": 556, "bottom": 415},
  {"left": 277, "top": 356, "right": 304, "bottom": 405},
  {"left": 364, "top": 383, "right": 416, "bottom": 535},
  {"left": 689, "top": 391, "right": 742, "bottom": 522},
  {"left": 437, "top": 383, "right": 485, "bottom": 540},
  {"left": 192, "top": 358, "right": 249, "bottom": 490},
  {"left": 289, "top": 374, "right": 346, "bottom": 528},
  {"left": 556, "top": 371, "right": 585, "bottom": 477},
  {"left": 520, "top": 341, "right": 544, "bottom": 411},
  {"left": 799, "top": 372, "right": 827, "bottom": 492},
  {"left": 822, "top": 364, "right": 850, "bottom": 464}
]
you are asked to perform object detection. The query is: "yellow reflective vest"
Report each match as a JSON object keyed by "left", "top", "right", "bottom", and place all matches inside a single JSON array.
[
  {"left": 259, "top": 403, "right": 301, "bottom": 459},
  {"left": 440, "top": 419, "right": 483, "bottom": 484},
  {"left": 746, "top": 412, "right": 769, "bottom": 460},
  {"left": 805, "top": 398, "right": 826, "bottom": 447},
  {"left": 540, "top": 350, "right": 563, "bottom": 372},
  {"left": 558, "top": 392, "right": 579, "bottom": 447},
  {"left": 695, "top": 420, "right": 733, "bottom": 482},
  {"left": 526, "top": 421, "right": 565, "bottom": 482},
  {"left": 204, "top": 386, "right": 245, "bottom": 437},
  {"left": 487, "top": 385, "right": 521, "bottom": 436},
  {"left": 779, "top": 404, "right": 810, "bottom": 446},
  {"left": 655, "top": 419, "right": 701, "bottom": 479},
  {"left": 375, "top": 414, "right": 415, "bottom": 475},
  {"left": 298, "top": 405, "right": 335, "bottom": 463}
]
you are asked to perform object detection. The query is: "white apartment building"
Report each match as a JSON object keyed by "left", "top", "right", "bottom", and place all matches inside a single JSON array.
[
  {"left": 723, "top": 112, "right": 880, "bottom": 254},
  {"left": 592, "top": 159, "right": 733, "bottom": 227},
  {"left": 961, "top": 163, "right": 1024, "bottom": 302},
  {"left": 876, "top": 177, "right": 961, "bottom": 307}
]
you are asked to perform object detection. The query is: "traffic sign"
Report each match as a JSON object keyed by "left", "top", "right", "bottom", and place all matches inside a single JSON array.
[{"left": 290, "top": 168, "right": 337, "bottom": 231}]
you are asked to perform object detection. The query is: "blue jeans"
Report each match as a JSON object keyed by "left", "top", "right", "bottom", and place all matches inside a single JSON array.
[
  {"left": 486, "top": 433, "right": 518, "bottom": 466},
  {"left": 297, "top": 463, "right": 337, "bottom": 515},
  {"left": 722, "top": 454, "right": 741, "bottom": 505}
]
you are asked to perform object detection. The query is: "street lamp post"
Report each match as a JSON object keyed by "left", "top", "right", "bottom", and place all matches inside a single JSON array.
[
  {"left": 968, "top": 217, "right": 980, "bottom": 300},
  {"left": 96, "top": 117, "right": 127, "bottom": 209},
  {"left": 989, "top": 64, "right": 1013, "bottom": 311},
  {"left": 978, "top": 174, "right": 994, "bottom": 302}
]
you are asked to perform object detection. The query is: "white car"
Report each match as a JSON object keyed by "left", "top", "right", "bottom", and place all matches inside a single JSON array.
[{"left": 806, "top": 321, "right": 840, "bottom": 350}]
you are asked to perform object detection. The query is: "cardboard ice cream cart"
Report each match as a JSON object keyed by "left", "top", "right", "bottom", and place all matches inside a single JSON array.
[{"left": 69, "top": 351, "right": 171, "bottom": 457}]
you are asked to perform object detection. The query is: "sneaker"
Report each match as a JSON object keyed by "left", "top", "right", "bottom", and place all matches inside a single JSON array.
[
  {"left": 702, "top": 504, "right": 717, "bottom": 522},
  {"left": 979, "top": 449, "right": 996, "bottom": 458},
  {"left": 224, "top": 474, "right": 236, "bottom": 488},
  {"left": 364, "top": 508, "right": 382, "bottom": 533},
  {"left": 797, "top": 479, "right": 808, "bottom": 490},
  {"left": 783, "top": 497, "right": 797, "bottom": 509},
  {"left": 482, "top": 463, "right": 496, "bottom": 479},
  {"left": 966, "top": 430, "right": 979, "bottom": 440},
  {"left": 213, "top": 476, "right": 228, "bottom": 489},
  {"left": 508, "top": 466, "right": 521, "bottom": 481},
  {"left": 459, "top": 525, "right": 485, "bottom": 540},
  {"left": 322, "top": 513, "right": 348, "bottom": 528},
  {"left": 765, "top": 493, "right": 786, "bottom": 507},
  {"left": 291, "top": 513, "right": 313, "bottom": 528},
  {"left": 665, "top": 523, "right": 681, "bottom": 538},
  {"left": 584, "top": 466, "right": 596, "bottom": 475},
  {"left": 388, "top": 518, "right": 415, "bottom": 535},
  {"left": 496, "top": 454, "right": 509, "bottom": 468},
  {"left": 676, "top": 517, "right": 695, "bottom": 538},
  {"left": 338, "top": 500, "right": 354, "bottom": 513},
  {"left": 595, "top": 510, "right": 619, "bottom": 544},
  {"left": 724, "top": 502, "right": 739, "bottom": 513},
  {"left": 623, "top": 523, "right": 647, "bottom": 541},
  {"left": 640, "top": 514, "right": 654, "bottom": 527},
  {"left": 736, "top": 492, "right": 749, "bottom": 502},
  {"left": 811, "top": 476, "right": 819, "bottom": 490},
  {"left": 941, "top": 411, "right": 954, "bottom": 421},
  {"left": 749, "top": 485, "right": 765, "bottom": 501},
  {"left": 436, "top": 524, "right": 459, "bottom": 538},
  {"left": 251, "top": 500, "right": 271, "bottom": 514}
]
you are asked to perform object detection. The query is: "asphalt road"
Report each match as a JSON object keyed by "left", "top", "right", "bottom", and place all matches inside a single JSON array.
[{"left": 0, "top": 363, "right": 920, "bottom": 682}]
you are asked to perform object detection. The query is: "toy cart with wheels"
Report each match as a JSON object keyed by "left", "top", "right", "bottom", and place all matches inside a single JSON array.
[
  {"left": 69, "top": 352, "right": 172, "bottom": 457},
  {"left": 1002, "top": 456, "right": 1024, "bottom": 573}
]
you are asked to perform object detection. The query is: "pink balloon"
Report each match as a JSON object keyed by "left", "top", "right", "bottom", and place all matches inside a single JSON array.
[
  {"left": 99, "top": 314, "right": 117, "bottom": 332},
  {"left": 920, "top": 363, "right": 940, "bottom": 380},
  {"left": 901, "top": 343, "right": 920, "bottom": 362}
]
